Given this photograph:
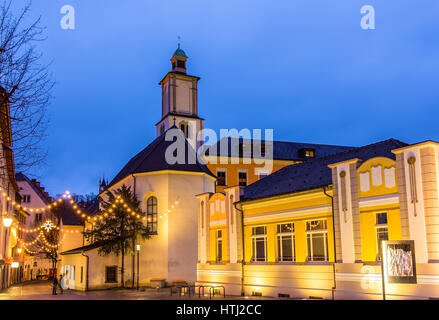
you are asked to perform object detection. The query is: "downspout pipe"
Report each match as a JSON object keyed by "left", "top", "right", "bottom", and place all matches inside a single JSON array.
[
  {"left": 81, "top": 251, "right": 89, "bottom": 291},
  {"left": 233, "top": 201, "right": 245, "bottom": 297},
  {"left": 323, "top": 186, "right": 337, "bottom": 300}
]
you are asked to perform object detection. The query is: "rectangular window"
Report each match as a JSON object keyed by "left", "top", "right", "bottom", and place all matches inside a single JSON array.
[
  {"left": 238, "top": 172, "right": 247, "bottom": 187},
  {"left": 105, "top": 266, "right": 117, "bottom": 283},
  {"left": 216, "top": 230, "right": 223, "bottom": 263},
  {"left": 376, "top": 212, "right": 389, "bottom": 260},
  {"left": 306, "top": 220, "right": 329, "bottom": 262},
  {"left": 217, "top": 170, "right": 226, "bottom": 186},
  {"left": 277, "top": 223, "right": 295, "bottom": 262},
  {"left": 251, "top": 226, "right": 267, "bottom": 262},
  {"left": 80, "top": 266, "right": 83, "bottom": 283}
]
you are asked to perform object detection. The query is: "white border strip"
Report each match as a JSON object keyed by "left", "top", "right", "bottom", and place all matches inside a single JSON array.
[
  {"left": 359, "top": 194, "right": 399, "bottom": 208},
  {"left": 244, "top": 204, "right": 332, "bottom": 223}
]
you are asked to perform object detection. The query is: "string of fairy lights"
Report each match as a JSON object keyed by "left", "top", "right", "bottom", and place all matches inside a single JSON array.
[{"left": 1, "top": 186, "right": 180, "bottom": 254}]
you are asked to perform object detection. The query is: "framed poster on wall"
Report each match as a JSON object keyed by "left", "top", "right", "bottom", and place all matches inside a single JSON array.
[{"left": 381, "top": 240, "right": 417, "bottom": 284}]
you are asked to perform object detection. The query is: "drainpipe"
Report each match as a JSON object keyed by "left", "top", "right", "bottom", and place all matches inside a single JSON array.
[
  {"left": 323, "top": 186, "right": 337, "bottom": 300},
  {"left": 81, "top": 251, "right": 89, "bottom": 291},
  {"left": 233, "top": 201, "right": 245, "bottom": 297}
]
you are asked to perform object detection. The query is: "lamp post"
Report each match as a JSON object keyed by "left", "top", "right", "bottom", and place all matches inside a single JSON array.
[{"left": 136, "top": 244, "right": 140, "bottom": 290}]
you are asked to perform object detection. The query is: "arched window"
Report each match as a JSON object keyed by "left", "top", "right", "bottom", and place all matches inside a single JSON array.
[
  {"left": 179, "top": 122, "right": 189, "bottom": 139},
  {"left": 147, "top": 196, "right": 158, "bottom": 234}
]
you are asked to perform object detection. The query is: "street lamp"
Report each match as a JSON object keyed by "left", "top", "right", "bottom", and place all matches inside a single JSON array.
[
  {"left": 136, "top": 244, "right": 140, "bottom": 290},
  {"left": 17, "top": 248, "right": 22, "bottom": 254},
  {"left": 3, "top": 217, "right": 13, "bottom": 227}
]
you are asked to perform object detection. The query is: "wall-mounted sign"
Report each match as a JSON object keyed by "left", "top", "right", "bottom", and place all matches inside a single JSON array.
[{"left": 381, "top": 240, "right": 417, "bottom": 284}]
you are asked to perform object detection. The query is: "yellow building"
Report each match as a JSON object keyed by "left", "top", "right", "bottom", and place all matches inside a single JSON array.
[{"left": 197, "top": 139, "right": 439, "bottom": 299}]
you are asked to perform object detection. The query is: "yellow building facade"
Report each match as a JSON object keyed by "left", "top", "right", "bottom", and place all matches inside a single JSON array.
[{"left": 197, "top": 139, "right": 439, "bottom": 299}]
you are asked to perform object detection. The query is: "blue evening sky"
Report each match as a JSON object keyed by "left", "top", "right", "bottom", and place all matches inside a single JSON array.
[{"left": 15, "top": 1, "right": 439, "bottom": 196}]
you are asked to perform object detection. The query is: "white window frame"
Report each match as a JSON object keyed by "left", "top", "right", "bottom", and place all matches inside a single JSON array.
[
  {"left": 375, "top": 212, "right": 389, "bottom": 261},
  {"left": 216, "top": 169, "right": 227, "bottom": 186},
  {"left": 238, "top": 170, "right": 248, "bottom": 187},
  {"left": 276, "top": 222, "right": 295, "bottom": 262},
  {"left": 306, "top": 219, "right": 329, "bottom": 262},
  {"left": 216, "top": 229, "right": 223, "bottom": 263},
  {"left": 251, "top": 225, "right": 267, "bottom": 262}
]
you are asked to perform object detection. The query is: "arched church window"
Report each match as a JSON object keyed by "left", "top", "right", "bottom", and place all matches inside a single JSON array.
[
  {"left": 147, "top": 196, "right": 158, "bottom": 234},
  {"left": 180, "top": 122, "right": 189, "bottom": 139}
]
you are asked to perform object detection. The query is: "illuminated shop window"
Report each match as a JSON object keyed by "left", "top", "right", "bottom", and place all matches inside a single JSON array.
[
  {"left": 277, "top": 223, "right": 295, "bottom": 262},
  {"left": 376, "top": 212, "right": 389, "bottom": 261},
  {"left": 147, "top": 196, "right": 158, "bottom": 234},
  {"left": 216, "top": 230, "right": 223, "bottom": 263},
  {"left": 306, "top": 220, "right": 329, "bottom": 262},
  {"left": 251, "top": 226, "right": 267, "bottom": 262}
]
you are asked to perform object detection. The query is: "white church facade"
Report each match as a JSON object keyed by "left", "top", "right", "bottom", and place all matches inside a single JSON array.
[{"left": 59, "top": 46, "right": 216, "bottom": 290}]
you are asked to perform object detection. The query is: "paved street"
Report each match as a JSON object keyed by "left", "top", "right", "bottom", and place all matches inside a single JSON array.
[{"left": 0, "top": 280, "right": 263, "bottom": 300}]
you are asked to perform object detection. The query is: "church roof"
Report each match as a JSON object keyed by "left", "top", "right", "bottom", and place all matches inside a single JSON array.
[
  {"left": 106, "top": 127, "right": 215, "bottom": 190},
  {"left": 242, "top": 138, "right": 408, "bottom": 201},
  {"left": 173, "top": 47, "right": 187, "bottom": 57}
]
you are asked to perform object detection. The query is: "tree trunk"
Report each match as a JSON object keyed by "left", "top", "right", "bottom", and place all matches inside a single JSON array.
[
  {"left": 121, "top": 245, "right": 125, "bottom": 288},
  {"left": 132, "top": 231, "right": 135, "bottom": 288}
]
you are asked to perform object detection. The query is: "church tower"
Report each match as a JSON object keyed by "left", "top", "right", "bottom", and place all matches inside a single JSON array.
[{"left": 155, "top": 45, "right": 204, "bottom": 150}]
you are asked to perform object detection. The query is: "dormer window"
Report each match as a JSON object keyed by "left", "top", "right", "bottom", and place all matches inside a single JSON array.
[{"left": 299, "top": 148, "right": 315, "bottom": 158}]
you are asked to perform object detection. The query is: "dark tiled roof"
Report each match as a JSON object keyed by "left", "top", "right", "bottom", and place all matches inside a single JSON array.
[
  {"left": 60, "top": 202, "right": 83, "bottom": 226},
  {"left": 84, "top": 198, "right": 100, "bottom": 216},
  {"left": 61, "top": 242, "right": 102, "bottom": 255},
  {"left": 107, "top": 127, "right": 214, "bottom": 190},
  {"left": 208, "top": 137, "right": 353, "bottom": 161},
  {"left": 243, "top": 138, "right": 408, "bottom": 201},
  {"left": 16, "top": 172, "right": 52, "bottom": 204}
]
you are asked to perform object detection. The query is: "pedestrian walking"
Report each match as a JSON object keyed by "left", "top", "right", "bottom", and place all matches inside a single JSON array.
[
  {"left": 59, "top": 274, "right": 64, "bottom": 294},
  {"left": 52, "top": 275, "right": 58, "bottom": 295}
]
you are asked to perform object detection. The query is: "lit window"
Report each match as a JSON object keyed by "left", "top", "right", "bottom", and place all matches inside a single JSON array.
[
  {"left": 217, "top": 170, "right": 226, "bottom": 186},
  {"left": 216, "top": 230, "right": 223, "bottom": 263},
  {"left": 306, "top": 220, "right": 329, "bottom": 262},
  {"left": 251, "top": 226, "right": 267, "bottom": 262},
  {"left": 376, "top": 212, "right": 389, "bottom": 261},
  {"left": 277, "top": 223, "right": 295, "bottom": 262},
  {"left": 147, "top": 196, "right": 158, "bottom": 234},
  {"left": 238, "top": 172, "right": 247, "bottom": 187}
]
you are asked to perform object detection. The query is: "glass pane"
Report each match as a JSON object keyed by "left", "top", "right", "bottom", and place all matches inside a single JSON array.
[
  {"left": 311, "top": 234, "right": 327, "bottom": 261},
  {"left": 278, "top": 223, "right": 293, "bottom": 233},
  {"left": 376, "top": 213, "right": 388, "bottom": 225},
  {"left": 281, "top": 236, "right": 293, "bottom": 261},
  {"left": 253, "top": 226, "right": 266, "bottom": 235},
  {"left": 256, "top": 238, "right": 265, "bottom": 261},
  {"left": 307, "top": 220, "right": 327, "bottom": 231}
]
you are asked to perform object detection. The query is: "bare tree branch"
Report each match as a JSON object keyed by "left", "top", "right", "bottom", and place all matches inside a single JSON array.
[{"left": 0, "top": 0, "right": 54, "bottom": 174}]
